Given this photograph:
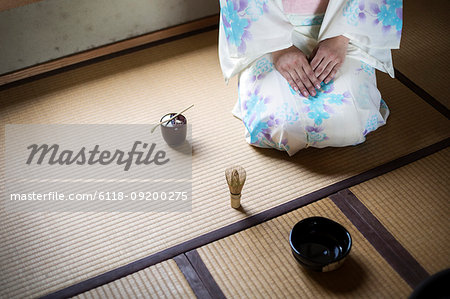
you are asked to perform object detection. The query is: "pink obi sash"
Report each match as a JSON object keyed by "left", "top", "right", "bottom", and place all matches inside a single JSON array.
[{"left": 282, "top": 0, "right": 329, "bottom": 15}]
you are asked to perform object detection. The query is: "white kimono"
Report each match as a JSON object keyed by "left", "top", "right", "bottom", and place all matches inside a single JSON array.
[{"left": 219, "top": 0, "right": 403, "bottom": 155}]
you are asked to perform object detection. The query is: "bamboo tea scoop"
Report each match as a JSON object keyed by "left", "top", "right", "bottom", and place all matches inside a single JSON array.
[{"left": 225, "top": 165, "right": 246, "bottom": 209}]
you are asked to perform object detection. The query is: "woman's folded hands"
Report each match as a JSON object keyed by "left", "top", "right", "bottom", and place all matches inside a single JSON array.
[{"left": 272, "top": 35, "right": 350, "bottom": 97}]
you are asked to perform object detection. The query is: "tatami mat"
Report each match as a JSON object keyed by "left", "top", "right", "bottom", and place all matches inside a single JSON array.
[
  {"left": 197, "top": 198, "right": 411, "bottom": 298},
  {"left": 0, "top": 30, "right": 448, "bottom": 297},
  {"left": 392, "top": 0, "right": 450, "bottom": 107},
  {"left": 350, "top": 148, "right": 450, "bottom": 275},
  {"left": 74, "top": 259, "right": 194, "bottom": 299}
]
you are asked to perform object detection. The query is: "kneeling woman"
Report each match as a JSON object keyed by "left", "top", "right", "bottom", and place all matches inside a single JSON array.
[{"left": 219, "top": 0, "right": 402, "bottom": 155}]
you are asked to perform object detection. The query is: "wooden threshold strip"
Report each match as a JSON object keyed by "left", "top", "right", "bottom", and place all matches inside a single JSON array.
[
  {"left": 0, "top": 14, "right": 219, "bottom": 87},
  {"left": 0, "top": 0, "right": 44, "bottom": 12},
  {"left": 330, "top": 189, "right": 430, "bottom": 289}
]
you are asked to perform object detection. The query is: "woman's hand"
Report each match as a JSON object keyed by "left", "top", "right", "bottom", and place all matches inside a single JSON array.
[
  {"left": 272, "top": 46, "right": 321, "bottom": 97},
  {"left": 310, "top": 35, "right": 349, "bottom": 84}
]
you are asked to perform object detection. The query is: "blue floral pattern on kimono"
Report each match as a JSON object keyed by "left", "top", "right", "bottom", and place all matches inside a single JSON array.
[
  {"left": 343, "top": 0, "right": 402, "bottom": 35},
  {"left": 287, "top": 80, "right": 353, "bottom": 146},
  {"left": 303, "top": 81, "right": 351, "bottom": 126},
  {"left": 221, "top": 0, "right": 268, "bottom": 53},
  {"left": 306, "top": 126, "right": 329, "bottom": 145},
  {"left": 241, "top": 85, "right": 299, "bottom": 151},
  {"left": 300, "top": 15, "right": 324, "bottom": 26},
  {"left": 357, "top": 61, "right": 375, "bottom": 75},
  {"left": 250, "top": 57, "right": 274, "bottom": 81}
]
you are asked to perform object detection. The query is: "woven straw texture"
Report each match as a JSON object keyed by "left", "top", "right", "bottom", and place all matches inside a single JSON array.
[
  {"left": 197, "top": 198, "right": 411, "bottom": 298},
  {"left": 392, "top": 0, "right": 450, "bottom": 107},
  {"left": 0, "top": 30, "right": 448, "bottom": 297},
  {"left": 351, "top": 148, "right": 450, "bottom": 274},
  {"left": 74, "top": 259, "right": 194, "bottom": 299}
]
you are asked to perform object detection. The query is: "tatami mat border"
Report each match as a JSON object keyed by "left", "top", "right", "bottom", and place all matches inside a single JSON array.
[
  {"left": 394, "top": 69, "right": 450, "bottom": 119},
  {"left": 173, "top": 251, "right": 226, "bottom": 299},
  {"left": 40, "top": 139, "right": 449, "bottom": 299},
  {"left": 173, "top": 254, "right": 212, "bottom": 299},
  {"left": 330, "top": 189, "right": 430, "bottom": 288},
  {"left": 185, "top": 250, "right": 226, "bottom": 299}
]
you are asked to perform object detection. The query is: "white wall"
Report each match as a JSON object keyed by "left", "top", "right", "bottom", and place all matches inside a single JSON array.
[{"left": 0, "top": 0, "right": 219, "bottom": 75}]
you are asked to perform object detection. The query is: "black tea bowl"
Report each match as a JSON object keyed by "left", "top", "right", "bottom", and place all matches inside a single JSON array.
[
  {"left": 289, "top": 216, "right": 352, "bottom": 272},
  {"left": 160, "top": 113, "right": 187, "bottom": 146}
]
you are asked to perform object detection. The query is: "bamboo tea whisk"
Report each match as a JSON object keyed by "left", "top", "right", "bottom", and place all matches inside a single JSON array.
[{"left": 225, "top": 165, "right": 246, "bottom": 209}]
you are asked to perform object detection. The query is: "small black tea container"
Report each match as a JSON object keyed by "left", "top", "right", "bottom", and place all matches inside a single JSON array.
[{"left": 160, "top": 113, "right": 187, "bottom": 146}]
